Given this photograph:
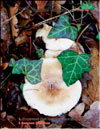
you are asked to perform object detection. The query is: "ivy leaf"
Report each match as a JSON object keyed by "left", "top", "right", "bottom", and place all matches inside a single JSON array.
[
  {"left": 96, "top": 33, "right": 100, "bottom": 40},
  {"left": 12, "top": 65, "right": 21, "bottom": 74},
  {"left": 80, "top": 1, "right": 95, "bottom": 10},
  {"left": 57, "top": 50, "right": 91, "bottom": 86},
  {"left": 10, "top": 58, "right": 15, "bottom": 67},
  {"left": 36, "top": 48, "right": 43, "bottom": 58},
  {"left": 9, "top": 58, "right": 21, "bottom": 74},
  {"left": 9, "top": 58, "right": 43, "bottom": 84},
  {"left": 48, "top": 15, "right": 78, "bottom": 41},
  {"left": 20, "top": 83, "right": 24, "bottom": 91}
]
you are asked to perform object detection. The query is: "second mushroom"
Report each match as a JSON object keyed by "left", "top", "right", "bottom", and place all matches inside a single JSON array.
[{"left": 23, "top": 58, "right": 82, "bottom": 116}]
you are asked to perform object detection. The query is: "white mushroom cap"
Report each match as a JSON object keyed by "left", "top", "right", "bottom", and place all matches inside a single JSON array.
[
  {"left": 36, "top": 24, "right": 76, "bottom": 51},
  {"left": 23, "top": 58, "right": 82, "bottom": 116}
]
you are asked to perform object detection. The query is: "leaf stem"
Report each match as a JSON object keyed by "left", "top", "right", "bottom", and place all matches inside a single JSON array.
[{"left": 0, "top": 72, "right": 12, "bottom": 86}]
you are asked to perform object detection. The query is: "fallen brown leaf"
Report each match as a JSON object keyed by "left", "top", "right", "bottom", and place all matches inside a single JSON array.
[
  {"left": 82, "top": 48, "right": 100, "bottom": 105},
  {"left": 90, "top": 1, "right": 100, "bottom": 28},
  {"left": 68, "top": 103, "right": 85, "bottom": 119},
  {"left": 15, "top": 30, "right": 32, "bottom": 46},
  {"left": 68, "top": 101, "right": 100, "bottom": 128},
  {"left": 52, "top": 0, "right": 66, "bottom": 14},
  {"left": 0, "top": 63, "right": 8, "bottom": 72},
  {"left": 80, "top": 101, "right": 100, "bottom": 128},
  {"left": 0, "top": 112, "right": 7, "bottom": 119},
  {"left": 1, "top": 1, "right": 12, "bottom": 48},
  {"left": 35, "top": 0, "right": 48, "bottom": 16},
  {"left": 9, "top": 5, "right": 20, "bottom": 39}
]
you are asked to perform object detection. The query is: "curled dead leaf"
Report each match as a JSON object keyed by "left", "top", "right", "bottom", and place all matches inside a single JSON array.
[
  {"left": 0, "top": 112, "right": 7, "bottom": 119},
  {"left": 68, "top": 101, "right": 100, "bottom": 128},
  {"left": 68, "top": 103, "right": 85, "bottom": 119},
  {"left": 0, "top": 57, "right": 8, "bottom": 71},
  {"left": 80, "top": 101, "right": 100, "bottom": 128},
  {"left": 82, "top": 48, "right": 100, "bottom": 105}
]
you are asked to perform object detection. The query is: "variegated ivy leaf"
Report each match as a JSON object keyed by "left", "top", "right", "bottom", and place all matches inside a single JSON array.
[
  {"left": 48, "top": 15, "right": 78, "bottom": 41},
  {"left": 9, "top": 58, "right": 43, "bottom": 84},
  {"left": 57, "top": 50, "right": 91, "bottom": 86}
]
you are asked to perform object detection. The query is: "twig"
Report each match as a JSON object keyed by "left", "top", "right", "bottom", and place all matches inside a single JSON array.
[
  {"left": 75, "top": 12, "right": 88, "bottom": 21},
  {"left": 81, "top": 11, "right": 83, "bottom": 25},
  {"left": 1, "top": 7, "right": 29, "bottom": 25},
  {"left": 34, "top": 7, "right": 79, "bottom": 26},
  {"left": 80, "top": 0, "right": 83, "bottom": 25},
  {"left": 29, "top": 36, "right": 32, "bottom": 57},
  {"left": 7, "top": 119, "right": 16, "bottom": 127},
  {"left": 72, "top": 0, "right": 75, "bottom": 20},
  {"left": 76, "top": 24, "right": 90, "bottom": 52},
  {"left": 25, "top": 0, "right": 45, "bottom": 20},
  {"left": 55, "top": 2, "right": 76, "bottom": 21},
  {"left": 32, "top": 41, "right": 37, "bottom": 50}
]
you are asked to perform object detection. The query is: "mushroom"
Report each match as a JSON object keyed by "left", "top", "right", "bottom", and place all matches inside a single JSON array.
[
  {"left": 36, "top": 24, "right": 76, "bottom": 51},
  {"left": 35, "top": 24, "right": 83, "bottom": 58},
  {"left": 23, "top": 58, "right": 82, "bottom": 116}
]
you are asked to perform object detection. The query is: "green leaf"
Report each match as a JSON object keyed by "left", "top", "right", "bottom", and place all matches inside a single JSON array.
[
  {"left": 96, "top": 33, "right": 100, "bottom": 40},
  {"left": 20, "top": 83, "right": 24, "bottom": 91},
  {"left": 77, "top": 24, "right": 81, "bottom": 32},
  {"left": 36, "top": 49, "right": 43, "bottom": 58},
  {"left": 9, "top": 58, "right": 43, "bottom": 84},
  {"left": 9, "top": 58, "right": 21, "bottom": 74},
  {"left": 57, "top": 50, "right": 91, "bottom": 86},
  {"left": 12, "top": 65, "right": 21, "bottom": 74},
  {"left": 48, "top": 15, "right": 78, "bottom": 41},
  {"left": 80, "top": 1, "right": 95, "bottom": 10},
  {"left": 9, "top": 58, "right": 16, "bottom": 67}
]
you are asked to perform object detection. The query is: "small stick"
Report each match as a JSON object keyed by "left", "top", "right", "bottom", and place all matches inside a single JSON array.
[
  {"left": 76, "top": 24, "right": 90, "bottom": 52},
  {"left": 29, "top": 36, "right": 32, "bottom": 57},
  {"left": 1, "top": 7, "right": 28, "bottom": 25},
  {"left": 55, "top": 2, "right": 76, "bottom": 21},
  {"left": 34, "top": 7, "right": 79, "bottom": 26},
  {"left": 80, "top": 0, "right": 83, "bottom": 25},
  {"left": 0, "top": 72, "right": 12, "bottom": 86},
  {"left": 72, "top": 0, "right": 75, "bottom": 20},
  {"left": 25, "top": 0, "right": 45, "bottom": 20}
]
